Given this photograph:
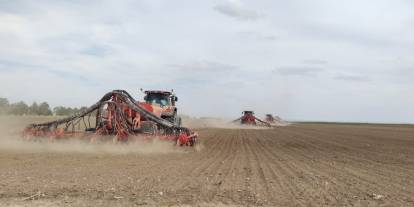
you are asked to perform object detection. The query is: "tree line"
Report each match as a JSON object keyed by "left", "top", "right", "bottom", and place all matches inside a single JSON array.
[{"left": 0, "top": 97, "right": 87, "bottom": 116}]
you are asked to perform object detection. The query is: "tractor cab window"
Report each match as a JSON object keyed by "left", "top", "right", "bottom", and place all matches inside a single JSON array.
[{"left": 145, "top": 94, "right": 170, "bottom": 107}]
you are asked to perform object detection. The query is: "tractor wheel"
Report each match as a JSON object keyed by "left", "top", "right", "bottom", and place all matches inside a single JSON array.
[
  {"left": 189, "top": 136, "right": 196, "bottom": 146},
  {"left": 140, "top": 121, "right": 157, "bottom": 135},
  {"left": 175, "top": 116, "right": 182, "bottom": 127},
  {"left": 166, "top": 116, "right": 174, "bottom": 124},
  {"left": 166, "top": 113, "right": 181, "bottom": 127}
]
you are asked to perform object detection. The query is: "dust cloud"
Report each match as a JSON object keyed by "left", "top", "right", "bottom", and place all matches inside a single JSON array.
[
  {"left": 181, "top": 116, "right": 287, "bottom": 129},
  {"left": 0, "top": 116, "right": 181, "bottom": 155}
]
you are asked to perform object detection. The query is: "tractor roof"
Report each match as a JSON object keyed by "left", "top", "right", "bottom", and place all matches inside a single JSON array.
[
  {"left": 243, "top": 110, "right": 254, "bottom": 114},
  {"left": 144, "top": 90, "right": 172, "bottom": 95}
]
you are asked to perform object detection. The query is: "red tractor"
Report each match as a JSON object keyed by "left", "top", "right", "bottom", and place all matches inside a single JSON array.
[
  {"left": 142, "top": 90, "right": 181, "bottom": 126},
  {"left": 24, "top": 90, "right": 197, "bottom": 146},
  {"left": 264, "top": 114, "right": 288, "bottom": 126},
  {"left": 233, "top": 111, "right": 270, "bottom": 127},
  {"left": 265, "top": 114, "right": 275, "bottom": 123}
]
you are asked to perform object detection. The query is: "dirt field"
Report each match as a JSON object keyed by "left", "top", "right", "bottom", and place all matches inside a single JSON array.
[{"left": 0, "top": 117, "right": 413, "bottom": 206}]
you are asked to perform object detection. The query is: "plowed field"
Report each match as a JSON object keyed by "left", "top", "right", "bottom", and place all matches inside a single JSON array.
[{"left": 1, "top": 122, "right": 413, "bottom": 206}]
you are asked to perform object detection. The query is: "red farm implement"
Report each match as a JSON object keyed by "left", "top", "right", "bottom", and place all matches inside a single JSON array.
[
  {"left": 23, "top": 90, "right": 197, "bottom": 146},
  {"left": 233, "top": 111, "right": 270, "bottom": 127}
]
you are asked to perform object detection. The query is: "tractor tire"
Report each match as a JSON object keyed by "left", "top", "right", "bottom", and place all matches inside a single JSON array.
[
  {"left": 165, "top": 116, "right": 175, "bottom": 124},
  {"left": 140, "top": 121, "right": 157, "bottom": 135},
  {"left": 165, "top": 112, "right": 181, "bottom": 127},
  {"left": 175, "top": 116, "right": 182, "bottom": 127}
]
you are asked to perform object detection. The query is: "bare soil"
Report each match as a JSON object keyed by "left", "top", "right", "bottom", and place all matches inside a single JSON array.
[{"left": 0, "top": 117, "right": 413, "bottom": 206}]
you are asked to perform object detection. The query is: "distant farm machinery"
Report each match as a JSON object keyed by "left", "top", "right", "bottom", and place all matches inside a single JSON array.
[
  {"left": 24, "top": 90, "right": 197, "bottom": 146},
  {"left": 265, "top": 114, "right": 289, "bottom": 126},
  {"left": 265, "top": 114, "right": 276, "bottom": 123},
  {"left": 233, "top": 111, "right": 271, "bottom": 127},
  {"left": 233, "top": 111, "right": 288, "bottom": 127}
]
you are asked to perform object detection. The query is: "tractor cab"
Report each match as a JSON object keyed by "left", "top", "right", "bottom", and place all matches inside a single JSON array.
[
  {"left": 142, "top": 90, "right": 180, "bottom": 125},
  {"left": 241, "top": 111, "right": 256, "bottom": 125},
  {"left": 243, "top": 111, "right": 254, "bottom": 116},
  {"left": 265, "top": 114, "right": 275, "bottom": 123},
  {"left": 144, "top": 91, "right": 177, "bottom": 107}
]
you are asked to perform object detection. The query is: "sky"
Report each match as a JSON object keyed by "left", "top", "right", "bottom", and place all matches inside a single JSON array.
[{"left": 0, "top": 0, "right": 413, "bottom": 123}]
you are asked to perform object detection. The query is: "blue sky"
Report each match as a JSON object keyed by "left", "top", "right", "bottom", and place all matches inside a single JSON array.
[{"left": 0, "top": 0, "right": 413, "bottom": 123}]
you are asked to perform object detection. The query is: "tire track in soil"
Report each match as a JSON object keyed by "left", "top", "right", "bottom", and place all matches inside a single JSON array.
[
  {"left": 167, "top": 130, "right": 233, "bottom": 203},
  {"left": 167, "top": 130, "right": 238, "bottom": 204},
  {"left": 208, "top": 131, "right": 244, "bottom": 203},
  {"left": 280, "top": 127, "right": 414, "bottom": 196},
  {"left": 258, "top": 131, "right": 334, "bottom": 206},
  {"left": 266, "top": 127, "right": 414, "bottom": 205},
  {"left": 242, "top": 129, "right": 310, "bottom": 206},
  {"left": 292, "top": 125, "right": 414, "bottom": 162},
  {"left": 1, "top": 124, "right": 414, "bottom": 206},
  {"left": 237, "top": 130, "right": 273, "bottom": 205},
  {"left": 259, "top": 129, "right": 371, "bottom": 206},
  {"left": 157, "top": 130, "right": 223, "bottom": 189},
  {"left": 201, "top": 131, "right": 238, "bottom": 202},
  {"left": 242, "top": 130, "right": 292, "bottom": 206},
  {"left": 232, "top": 130, "right": 270, "bottom": 206}
]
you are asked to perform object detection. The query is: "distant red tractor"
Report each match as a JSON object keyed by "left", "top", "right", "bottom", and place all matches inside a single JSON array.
[
  {"left": 264, "top": 114, "right": 288, "bottom": 126},
  {"left": 265, "top": 114, "right": 275, "bottom": 123},
  {"left": 233, "top": 111, "right": 270, "bottom": 127}
]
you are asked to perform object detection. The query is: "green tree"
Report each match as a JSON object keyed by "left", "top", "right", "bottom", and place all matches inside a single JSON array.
[
  {"left": 0, "top": 98, "right": 9, "bottom": 114},
  {"left": 0, "top": 98, "right": 8, "bottom": 107},
  {"left": 29, "top": 102, "right": 39, "bottom": 115},
  {"left": 38, "top": 102, "right": 52, "bottom": 115},
  {"left": 8, "top": 101, "right": 29, "bottom": 115},
  {"left": 53, "top": 106, "right": 77, "bottom": 116},
  {"left": 53, "top": 106, "right": 90, "bottom": 116},
  {"left": 67, "top": 107, "right": 75, "bottom": 115},
  {"left": 54, "top": 106, "right": 68, "bottom": 116}
]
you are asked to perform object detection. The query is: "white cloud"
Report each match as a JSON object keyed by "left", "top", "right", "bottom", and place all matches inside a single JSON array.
[
  {"left": 334, "top": 73, "right": 370, "bottom": 82},
  {"left": 302, "top": 59, "right": 327, "bottom": 65},
  {"left": 213, "top": 0, "right": 263, "bottom": 21},
  {"left": 276, "top": 66, "right": 324, "bottom": 76},
  {"left": 0, "top": 0, "right": 413, "bottom": 123}
]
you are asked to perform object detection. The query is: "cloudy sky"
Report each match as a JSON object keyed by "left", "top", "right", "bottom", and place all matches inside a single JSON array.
[{"left": 0, "top": 0, "right": 413, "bottom": 123}]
